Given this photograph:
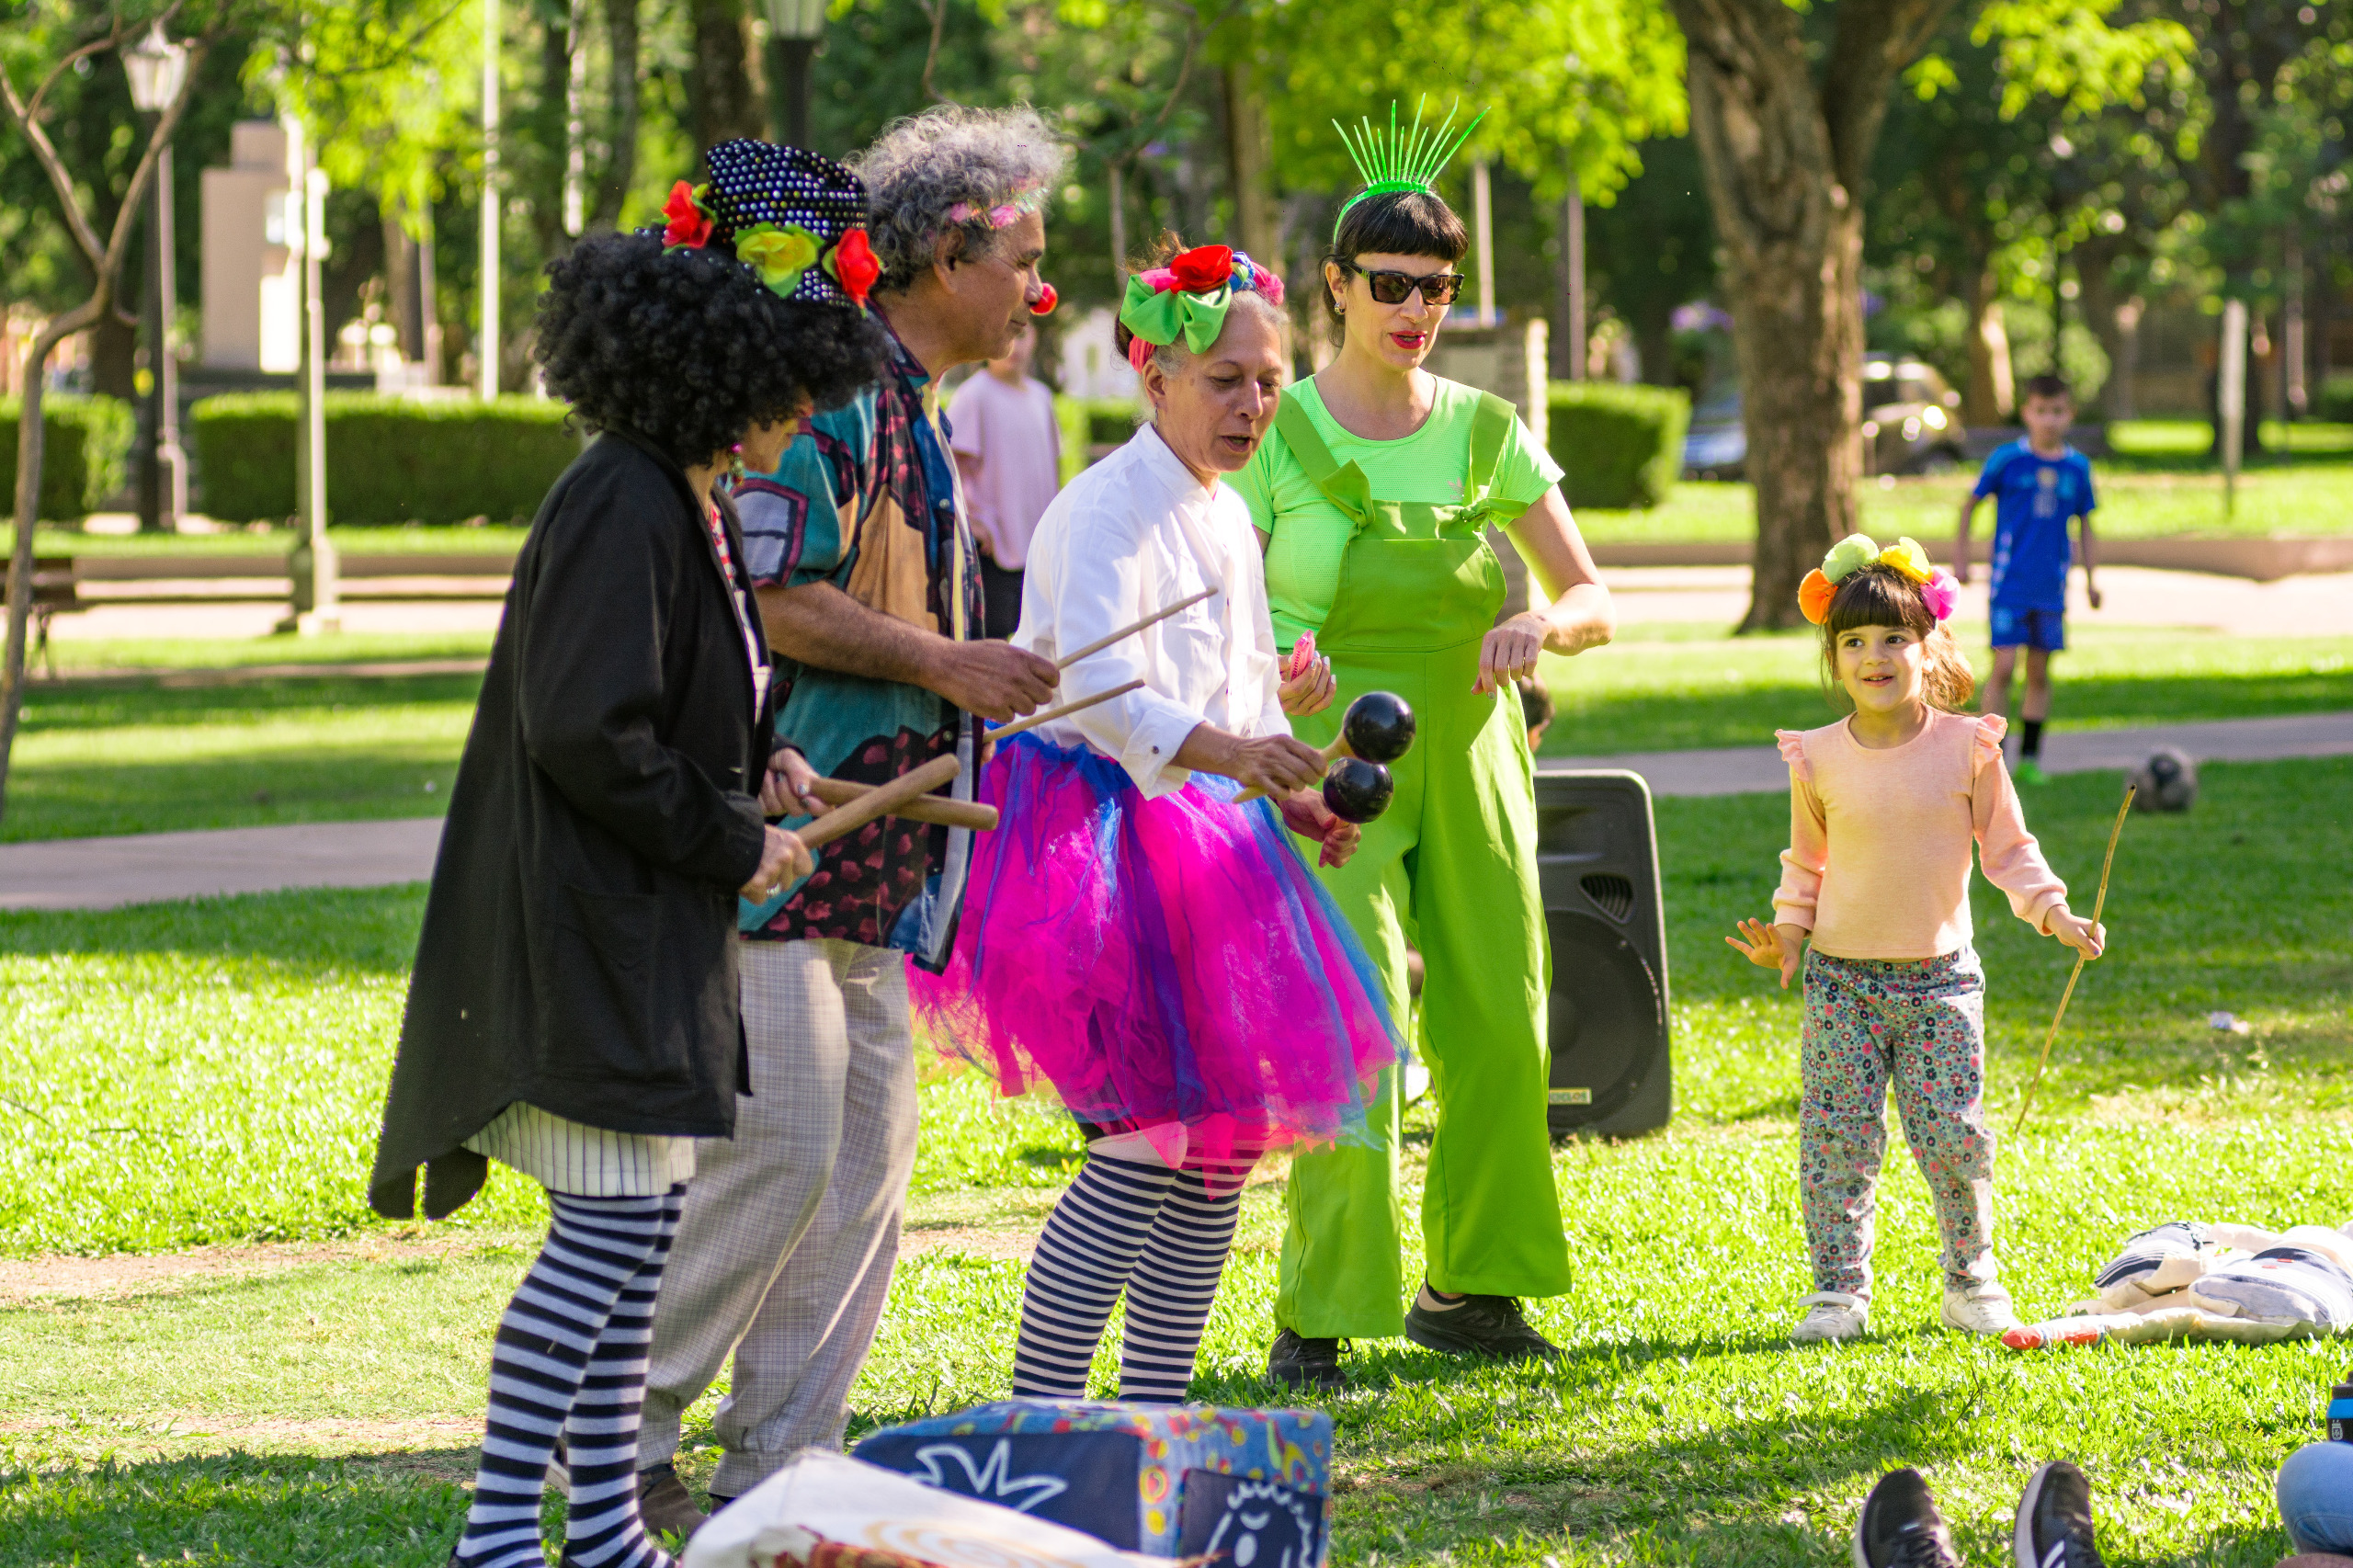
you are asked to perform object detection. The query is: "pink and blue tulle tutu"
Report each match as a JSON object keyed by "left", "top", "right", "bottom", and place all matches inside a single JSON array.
[{"left": 909, "top": 733, "right": 1400, "bottom": 1168}]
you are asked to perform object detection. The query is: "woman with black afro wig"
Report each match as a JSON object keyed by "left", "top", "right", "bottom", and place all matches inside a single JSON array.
[{"left": 369, "top": 143, "right": 889, "bottom": 1568}]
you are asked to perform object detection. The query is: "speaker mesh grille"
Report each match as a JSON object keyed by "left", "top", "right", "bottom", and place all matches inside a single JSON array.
[{"left": 1579, "top": 872, "right": 1635, "bottom": 922}]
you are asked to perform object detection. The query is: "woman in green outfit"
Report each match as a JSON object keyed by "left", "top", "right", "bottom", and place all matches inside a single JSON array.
[{"left": 1234, "top": 109, "right": 1615, "bottom": 1389}]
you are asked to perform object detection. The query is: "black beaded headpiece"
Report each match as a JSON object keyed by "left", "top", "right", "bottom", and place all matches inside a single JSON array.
[{"left": 651, "top": 140, "right": 880, "bottom": 309}]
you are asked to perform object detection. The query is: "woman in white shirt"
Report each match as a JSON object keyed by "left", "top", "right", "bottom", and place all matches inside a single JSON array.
[{"left": 912, "top": 242, "right": 1400, "bottom": 1404}]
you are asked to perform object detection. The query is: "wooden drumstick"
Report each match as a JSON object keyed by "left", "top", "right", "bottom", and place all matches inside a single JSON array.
[
  {"left": 1055, "top": 588, "right": 1219, "bottom": 670},
  {"left": 805, "top": 777, "right": 998, "bottom": 831},
  {"left": 989, "top": 679, "right": 1146, "bottom": 741},
  {"left": 797, "top": 754, "right": 961, "bottom": 850}
]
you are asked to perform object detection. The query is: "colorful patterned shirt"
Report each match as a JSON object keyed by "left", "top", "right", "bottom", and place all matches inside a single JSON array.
[{"left": 731, "top": 327, "right": 984, "bottom": 957}]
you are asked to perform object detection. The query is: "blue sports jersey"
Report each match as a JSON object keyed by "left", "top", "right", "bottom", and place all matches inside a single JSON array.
[{"left": 1973, "top": 440, "right": 2096, "bottom": 610}]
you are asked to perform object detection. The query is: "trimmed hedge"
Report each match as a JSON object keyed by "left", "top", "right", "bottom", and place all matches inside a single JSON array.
[
  {"left": 1548, "top": 381, "right": 1689, "bottom": 509},
  {"left": 191, "top": 393, "right": 582, "bottom": 525},
  {"left": 2316, "top": 375, "right": 2353, "bottom": 425},
  {"left": 0, "top": 394, "right": 135, "bottom": 520}
]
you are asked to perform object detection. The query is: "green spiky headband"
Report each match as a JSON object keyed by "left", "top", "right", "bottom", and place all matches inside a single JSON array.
[{"left": 1332, "top": 98, "right": 1488, "bottom": 240}]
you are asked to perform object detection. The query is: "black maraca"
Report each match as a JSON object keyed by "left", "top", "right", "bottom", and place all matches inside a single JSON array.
[
  {"left": 1322, "top": 756, "right": 1395, "bottom": 823},
  {"left": 1237, "top": 689, "right": 1415, "bottom": 812}
]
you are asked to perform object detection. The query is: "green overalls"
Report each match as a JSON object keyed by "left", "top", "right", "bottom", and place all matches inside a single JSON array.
[{"left": 1269, "top": 392, "right": 1574, "bottom": 1339}]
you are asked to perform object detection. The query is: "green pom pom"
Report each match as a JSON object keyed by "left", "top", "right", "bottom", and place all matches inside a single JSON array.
[{"left": 1822, "top": 533, "right": 1879, "bottom": 582}]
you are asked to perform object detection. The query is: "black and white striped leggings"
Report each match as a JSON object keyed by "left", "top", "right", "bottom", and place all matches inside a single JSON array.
[{"left": 1012, "top": 1141, "right": 1255, "bottom": 1403}]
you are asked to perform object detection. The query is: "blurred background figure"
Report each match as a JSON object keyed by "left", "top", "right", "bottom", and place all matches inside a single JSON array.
[{"left": 950, "top": 320, "right": 1063, "bottom": 639}]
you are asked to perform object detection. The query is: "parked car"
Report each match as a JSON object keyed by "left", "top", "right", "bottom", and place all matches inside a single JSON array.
[
  {"left": 1861, "top": 355, "right": 1965, "bottom": 475},
  {"left": 1679, "top": 355, "right": 1968, "bottom": 480}
]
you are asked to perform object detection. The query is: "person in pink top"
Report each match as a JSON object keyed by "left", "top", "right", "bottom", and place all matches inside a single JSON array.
[
  {"left": 1725, "top": 533, "right": 2107, "bottom": 1346},
  {"left": 949, "top": 318, "right": 1063, "bottom": 638}
]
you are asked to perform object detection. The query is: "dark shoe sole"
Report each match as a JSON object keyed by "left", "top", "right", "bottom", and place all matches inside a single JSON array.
[{"left": 1404, "top": 1316, "right": 1560, "bottom": 1361}]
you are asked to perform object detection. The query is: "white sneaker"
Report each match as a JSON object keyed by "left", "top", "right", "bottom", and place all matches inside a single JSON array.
[
  {"left": 1792, "top": 1290, "right": 1869, "bottom": 1343},
  {"left": 1941, "top": 1279, "right": 2020, "bottom": 1335}
]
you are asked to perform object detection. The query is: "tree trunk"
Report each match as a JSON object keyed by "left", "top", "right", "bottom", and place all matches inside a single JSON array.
[
  {"left": 1, "top": 322, "right": 75, "bottom": 822},
  {"left": 1552, "top": 169, "right": 1585, "bottom": 381},
  {"left": 588, "top": 0, "right": 642, "bottom": 233},
  {"left": 688, "top": 0, "right": 764, "bottom": 153},
  {"left": 1962, "top": 260, "right": 2012, "bottom": 425},
  {"left": 92, "top": 312, "right": 138, "bottom": 401},
  {"left": 1670, "top": 0, "right": 1954, "bottom": 631},
  {"left": 1221, "top": 62, "right": 1277, "bottom": 267}
]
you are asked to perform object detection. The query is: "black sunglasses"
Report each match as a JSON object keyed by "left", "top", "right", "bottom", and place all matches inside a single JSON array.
[{"left": 1348, "top": 266, "right": 1466, "bottom": 306}]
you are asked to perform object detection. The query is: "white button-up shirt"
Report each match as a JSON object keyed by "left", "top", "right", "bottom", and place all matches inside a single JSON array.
[{"left": 1014, "top": 423, "right": 1290, "bottom": 797}]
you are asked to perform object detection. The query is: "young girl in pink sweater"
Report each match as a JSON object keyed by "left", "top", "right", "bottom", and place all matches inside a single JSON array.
[{"left": 1726, "top": 536, "right": 2106, "bottom": 1344}]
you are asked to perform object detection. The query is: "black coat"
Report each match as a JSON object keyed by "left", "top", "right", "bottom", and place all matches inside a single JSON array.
[{"left": 369, "top": 428, "right": 775, "bottom": 1221}]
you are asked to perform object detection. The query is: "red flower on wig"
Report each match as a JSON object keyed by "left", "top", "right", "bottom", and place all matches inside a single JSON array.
[
  {"left": 833, "top": 228, "right": 881, "bottom": 306},
  {"left": 662, "top": 181, "right": 712, "bottom": 249},
  {"left": 1168, "top": 244, "right": 1235, "bottom": 293}
]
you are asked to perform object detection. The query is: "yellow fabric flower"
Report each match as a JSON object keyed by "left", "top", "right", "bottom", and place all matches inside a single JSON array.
[
  {"left": 735, "top": 224, "right": 821, "bottom": 292},
  {"left": 1877, "top": 536, "right": 1935, "bottom": 584}
]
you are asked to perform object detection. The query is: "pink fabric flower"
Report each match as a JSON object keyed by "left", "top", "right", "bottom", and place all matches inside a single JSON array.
[
  {"left": 1138, "top": 267, "right": 1176, "bottom": 290},
  {"left": 1127, "top": 334, "right": 1156, "bottom": 373},
  {"left": 1252, "top": 264, "right": 1285, "bottom": 305},
  {"left": 1922, "top": 568, "right": 1961, "bottom": 622}
]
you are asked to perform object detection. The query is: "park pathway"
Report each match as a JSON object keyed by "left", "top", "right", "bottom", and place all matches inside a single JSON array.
[{"left": 0, "top": 711, "right": 2346, "bottom": 911}]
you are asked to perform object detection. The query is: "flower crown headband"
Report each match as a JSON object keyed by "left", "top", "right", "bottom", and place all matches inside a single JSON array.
[
  {"left": 1800, "top": 533, "right": 1961, "bottom": 625},
  {"left": 1332, "top": 97, "right": 1488, "bottom": 240},
  {"left": 1119, "top": 244, "right": 1285, "bottom": 372},
  {"left": 945, "top": 180, "right": 1051, "bottom": 232}
]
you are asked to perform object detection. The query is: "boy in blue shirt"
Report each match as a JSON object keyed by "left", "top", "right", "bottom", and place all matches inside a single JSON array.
[{"left": 1956, "top": 373, "right": 2101, "bottom": 784}]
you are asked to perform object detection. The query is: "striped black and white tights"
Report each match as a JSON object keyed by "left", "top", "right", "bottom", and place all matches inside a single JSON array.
[
  {"left": 1012, "top": 1148, "right": 1250, "bottom": 1403},
  {"left": 453, "top": 1187, "right": 684, "bottom": 1568}
]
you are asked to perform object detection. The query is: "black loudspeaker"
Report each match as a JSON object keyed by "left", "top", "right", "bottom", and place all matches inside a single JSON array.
[{"left": 1534, "top": 769, "right": 1671, "bottom": 1137}]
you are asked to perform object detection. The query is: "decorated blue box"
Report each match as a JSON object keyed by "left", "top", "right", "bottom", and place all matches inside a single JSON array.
[{"left": 852, "top": 1399, "right": 1332, "bottom": 1566}]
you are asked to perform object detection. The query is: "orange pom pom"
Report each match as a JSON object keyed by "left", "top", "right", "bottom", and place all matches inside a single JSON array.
[{"left": 1799, "top": 568, "right": 1836, "bottom": 624}]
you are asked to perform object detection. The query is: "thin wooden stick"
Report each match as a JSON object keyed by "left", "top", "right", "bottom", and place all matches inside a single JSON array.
[
  {"left": 989, "top": 678, "right": 1146, "bottom": 740},
  {"left": 1055, "top": 588, "right": 1218, "bottom": 670},
  {"left": 806, "top": 777, "right": 997, "bottom": 831},
  {"left": 797, "top": 754, "right": 961, "bottom": 851},
  {"left": 2010, "top": 785, "right": 2135, "bottom": 1138}
]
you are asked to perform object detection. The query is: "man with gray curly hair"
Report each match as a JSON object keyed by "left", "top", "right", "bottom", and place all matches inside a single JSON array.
[{"left": 631, "top": 109, "right": 1074, "bottom": 1540}]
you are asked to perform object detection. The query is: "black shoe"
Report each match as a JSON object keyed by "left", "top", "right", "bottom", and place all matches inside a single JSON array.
[
  {"left": 1267, "top": 1329, "right": 1349, "bottom": 1390},
  {"left": 1853, "top": 1468, "right": 1963, "bottom": 1568},
  {"left": 2015, "top": 1460, "right": 2105, "bottom": 1568},
  {"left": 637, "top": 1461, "right": 710, "bottom": 1544},
  {"left": 1403, "top": 1293, "right": 1560, "bottom": 1361}
]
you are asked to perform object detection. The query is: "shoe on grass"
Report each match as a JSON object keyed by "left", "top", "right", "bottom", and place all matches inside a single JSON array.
[
  {"left": 637, "top": 1461, "right": 710, "bottom": 1543},
  {"left": 1853, "top": 1467, "right": 1963, "bottom": 1568},
  {"left": 2015, "top": 759, "right": 2050, "bottom": 786},
  {"left": 1942, "top": 1280, "right": 2020, "bottom": 1335},
  {"left": 2014, "top": 1459, "right": 2105, "bottom": 1568},
  {"left": 1792, "top": 1290, "right": 1869, "bottom": 1343},
  {"left": 1267, "top": 1329, "right": 1350, "bottom": 1390},
  {"left": 1403, "top": 1292, "right": 1560, "bottom": 1361}
]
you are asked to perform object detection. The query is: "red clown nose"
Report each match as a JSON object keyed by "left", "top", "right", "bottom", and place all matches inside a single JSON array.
[{"left": 1029, "top": 281, "right": 1058, "bottom": 316}]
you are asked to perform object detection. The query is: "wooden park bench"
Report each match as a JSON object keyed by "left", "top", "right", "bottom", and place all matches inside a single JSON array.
[{"left": 0, "top": 555, "right": 85, "bottom": 679}]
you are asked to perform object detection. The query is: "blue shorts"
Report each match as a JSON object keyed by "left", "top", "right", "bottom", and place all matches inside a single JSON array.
[{"left": 1990, "top": 605, "right": 2065, "bottom": 652}]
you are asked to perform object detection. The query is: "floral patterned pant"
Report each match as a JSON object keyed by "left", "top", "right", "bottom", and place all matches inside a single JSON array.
[{"left": 1799, "top": 946, "right": 1996, "bottom": 1300}]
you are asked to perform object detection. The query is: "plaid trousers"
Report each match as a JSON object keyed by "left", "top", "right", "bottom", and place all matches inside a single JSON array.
[{"left": 636, "top": 937, "right": 919, "bottom": 1497}]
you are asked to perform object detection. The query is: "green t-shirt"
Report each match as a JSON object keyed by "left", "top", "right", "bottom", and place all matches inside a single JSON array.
[{"left": 1234, "top": 375, "right": 1564, "bottom": 643}]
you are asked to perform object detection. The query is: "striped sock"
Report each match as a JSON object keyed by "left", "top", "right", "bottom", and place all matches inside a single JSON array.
[
  {"left": 1012, "top": 1153, "right": 1176, "bottom": 1399},
  {"left": 1118, "top": 1164, "right": 1245, "bottom": 1403},
  {"left": 561, "top": 1185, "right": 684, "bottom": 1568},
  {"left": 454, "top": 1189, "right": 680, "bottom": 1568}
]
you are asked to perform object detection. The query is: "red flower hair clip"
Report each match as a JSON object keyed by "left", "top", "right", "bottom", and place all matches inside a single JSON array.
[
  {"left": 827, "top": 228, "right": 881, "bottom": 309},
  {"left": 662, "top": 181, "right": 713, "bottom": 250},
  {"left": 1167, "top": 244, "right": 1235, "bottom": 294}
]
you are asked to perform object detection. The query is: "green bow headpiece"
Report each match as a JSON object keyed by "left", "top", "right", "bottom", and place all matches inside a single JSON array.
[
  {"left": 1120, "top": 273, "right": 1232, "bottom": 355},
  {"left": 1332, "top": 98, "right": 1487, "bottom": 239}
]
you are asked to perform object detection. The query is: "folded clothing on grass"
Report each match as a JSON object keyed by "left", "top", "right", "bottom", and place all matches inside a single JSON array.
[{"left": 2004, "top": 1219, "right": 2353, "bottom": 1350}]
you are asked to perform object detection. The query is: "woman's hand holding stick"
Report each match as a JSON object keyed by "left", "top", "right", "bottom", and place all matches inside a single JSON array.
[{"left": 2009, "top": 786, "right": 2134, "bottom": 1137}]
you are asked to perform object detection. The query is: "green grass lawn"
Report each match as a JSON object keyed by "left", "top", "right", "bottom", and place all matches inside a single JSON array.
[
  {"left": 1573, "top": 420, "right": 2353, "bottom": 547},
  {"left": 28, "top": 524, "right": 531, "bottom": 560},
  {"left": 1539, "top": 626, "right": 2353, "bottom": 756},
  {"left": 38, "top": 631, "right": 492, "bottom": 674},
  {"left": 2, "top": 756, "right": 2347, "bottom": 1564}
]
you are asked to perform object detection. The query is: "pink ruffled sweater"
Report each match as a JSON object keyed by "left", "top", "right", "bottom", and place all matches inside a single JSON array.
[{"left": 1773, "top": 710, "right": 2070, "bottom": 961}]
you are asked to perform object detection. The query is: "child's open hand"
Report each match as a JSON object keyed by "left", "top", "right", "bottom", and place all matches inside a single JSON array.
[
  {"left": 1726, "top": 917, "right": 1806, "bottom": 989},
  {"left": 2050, "top": 909, "right": 2107, "bottom": 960}
]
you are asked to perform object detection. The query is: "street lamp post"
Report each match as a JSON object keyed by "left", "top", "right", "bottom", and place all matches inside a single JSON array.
[
  {"left": 281, "top": 122, "right": 339, "bottom": 635},
  {"left": 765, "top": 0, "right": 826, "bottom": 148},
  {"left": 123, "top": 24, "right": 188, "bottom": 536}
]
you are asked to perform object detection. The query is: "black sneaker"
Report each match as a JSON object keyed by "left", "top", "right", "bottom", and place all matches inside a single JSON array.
[
  {"left": 1403, "top": 1293, "right": 1560, "bottom": 1361},
  {"left": 2014, "top": 1460, "right": 2105, "bottom": 1568},
  {"left": 1853, "top": 1468, "right": 1963, "bottom": 1568},
  {"left": 1267, "top": 1329, "right": 1348, "bottom": 1390},
  {"left": 639, "top": 1460, "right": 710, "bottom": 1542}
]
